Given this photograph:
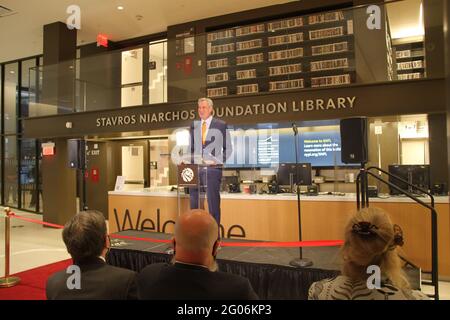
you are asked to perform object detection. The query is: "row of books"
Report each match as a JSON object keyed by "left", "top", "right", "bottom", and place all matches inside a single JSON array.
[
  {"left": 206, "top": 74, "right": 352, "bottom": 97},
  {"left": 397, "top": 60, "right": 424, "bottom": 70},
  {"left": 207, "top": 11, "right": 347, "bottom": 42},
  {"left": 236, "top": 39, "right": 263, "bottom": 51},
  {"left": 397, "top": 73, "right": 422, "bottom": 80},
  {"left": 269, "top": 79, "right": 304, "bottom": 91},
  {"left": 208, "top": 32, "right": 348, "bottom": 52},
  {"left": 206, "top": 58, "right": 350, "bottom": 83},
  {"left": 207, "top": 26, "right": 351, "bottom": 55},
  {"left": 311, "top": 74, "right": 351, "bottom": 87},
  {"left": 207, "top": 87, "right": 228, "bottom": 98},
  {"left": 269, "top": 63, "right": 302, "bottom": 76},
  {"left": 206, "top": 41, "right": 350, "bottom": 70},
  {"left": 268, "top": 33, "right": 303, "bottom": 46},
  {"left": 237, "top": 84, "right": 259, "bottom": 94},
  {"left": 210, "top": 49, "right": 352, "bottom": 65},
  {"left": 236, "top": 53, "right": 265, "bottom": 65},
  {"left": 208, "top": 67, "right": 293, "bottom": 83},
  {"left": 395, "top": 49, "right": 424, "bottom": 59},
  {"left": 268, "top": 48, "right": 304, "bottom": 61},
  {"left": 236, "top": 69, "right": 257, "bottom": 79},
  {"left": 310, "top": 58, "right": 349, "bottom": 72},
  {"left": 396, "top": 49, "right": 412, "bottom": 59},
  {"left": 207, "top": 72, "right": 229, "bottom": 84}
]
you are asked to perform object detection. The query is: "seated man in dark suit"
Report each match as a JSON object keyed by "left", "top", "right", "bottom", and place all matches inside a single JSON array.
[
  {"left": 46, "top": 210, "right": 137, "bottom": 300},
  {"left": 137, "top": 209, "right": 258, "bottom": 300}
]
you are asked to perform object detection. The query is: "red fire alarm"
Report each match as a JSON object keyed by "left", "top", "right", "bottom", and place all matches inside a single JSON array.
[
  {"left": 97, "top": 34, "right": 108, "bottom": 47},
  {"left": 184, "top": 57, "right": 192, "bottom": 75},
  {"left": 42, "top": 142, "right": 55, "bottom": 156},
  {"left": 91, "top": 167, "right": 100, "bottom": 183}
]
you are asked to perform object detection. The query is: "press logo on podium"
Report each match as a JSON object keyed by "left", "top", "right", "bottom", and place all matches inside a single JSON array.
[
  {"left": 181, "top": 168, "right": 194, "bottom": 183},
  {"left": 178, "top": 163, "right": 199, "bottom": 187}
]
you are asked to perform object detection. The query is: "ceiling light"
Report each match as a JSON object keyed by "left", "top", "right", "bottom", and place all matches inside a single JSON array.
[{"left": 117, "top": 5, "right": 124, "bottom": 10}]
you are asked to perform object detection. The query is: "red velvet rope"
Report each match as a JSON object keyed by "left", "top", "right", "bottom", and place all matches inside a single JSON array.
[{"left": 8, "top": 212, "right": 344, "bottom": 248}]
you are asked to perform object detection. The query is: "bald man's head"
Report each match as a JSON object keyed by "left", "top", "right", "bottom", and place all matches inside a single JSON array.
[{"left": 174, "top": 209, "right": 219, "bottom": 253}]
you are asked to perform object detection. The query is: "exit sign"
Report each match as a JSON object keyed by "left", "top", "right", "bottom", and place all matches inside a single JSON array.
[
  {"left": 97, "top": 34, "right": 108, "bottom": 47},
  {"left": 42, "top": 142, "right": 55, "bottom": 156}
]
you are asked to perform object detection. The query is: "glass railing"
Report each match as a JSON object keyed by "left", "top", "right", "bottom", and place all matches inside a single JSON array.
[{"left": 26, "top": 0, "right": 439, "bottom": 118}]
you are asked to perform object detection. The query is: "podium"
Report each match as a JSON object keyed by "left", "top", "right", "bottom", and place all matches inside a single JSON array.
[{"left": 177, "top": 163, "right": 209, "bottom": 216}]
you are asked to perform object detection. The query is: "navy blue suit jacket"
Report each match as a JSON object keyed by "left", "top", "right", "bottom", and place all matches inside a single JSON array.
[{"left": 189, "top": 117, "right": 232, "bottom": 165}]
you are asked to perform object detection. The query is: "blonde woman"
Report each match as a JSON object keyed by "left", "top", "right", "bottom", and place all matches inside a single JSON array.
[{"left": 308, "top": 207, "right": 429, "bottom": 300}]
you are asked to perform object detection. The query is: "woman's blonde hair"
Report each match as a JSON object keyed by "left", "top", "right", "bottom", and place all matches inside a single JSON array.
[{"left": 341, "top": 207, "right": 409, "bottom": 288}]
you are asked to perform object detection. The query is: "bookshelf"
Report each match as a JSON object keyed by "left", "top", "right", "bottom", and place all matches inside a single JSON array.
[
  {"left": 206, "top": 10, "right": 356, "bottom": 97},
  {"left": 393, "top": 40, "right": 426, "bottom": 81}
]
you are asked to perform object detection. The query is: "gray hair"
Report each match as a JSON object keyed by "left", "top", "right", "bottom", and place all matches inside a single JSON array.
[{"left": 198, "top": 97, "right": 214, "bottom": 108}]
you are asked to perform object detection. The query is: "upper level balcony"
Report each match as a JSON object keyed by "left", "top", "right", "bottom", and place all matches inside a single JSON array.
[{"left": 20, "top": 0, "right": 442, "bottom": 119}]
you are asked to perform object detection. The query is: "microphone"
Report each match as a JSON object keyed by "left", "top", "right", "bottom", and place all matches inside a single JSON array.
[{"left": 292, "top": 123, "right": 298, "bottom": 135}]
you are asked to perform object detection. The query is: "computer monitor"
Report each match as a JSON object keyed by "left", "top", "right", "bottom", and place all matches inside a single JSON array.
[
  {"left": 388, "top": 165, "right": 430, "bottom": 195},
  {"left": 221, "top": 175, "right": 240, "bottom": 192},
  {"left": 277, "top": 163, "right": 312, "bottom": 187}
]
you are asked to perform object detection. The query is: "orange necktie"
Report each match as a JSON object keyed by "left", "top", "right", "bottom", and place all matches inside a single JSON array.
[{"left": 202, "top": 121, "right": 207, "bottom": 145}]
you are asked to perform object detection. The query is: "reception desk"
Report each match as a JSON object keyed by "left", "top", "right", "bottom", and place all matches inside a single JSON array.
[{"left": 108, "top": 189, "right": 450, "bottom": 277}]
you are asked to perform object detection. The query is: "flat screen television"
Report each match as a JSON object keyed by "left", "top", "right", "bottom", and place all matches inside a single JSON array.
[
  {"left": 225, "top": 123, "right": 355, "bottom": 168},
  {"left": 277, "top": 163, "right": 312, "bottom": 186},
  {"left": 279, "top": 130, "right": 350, "bottom": 167},
  {"left": 388, "top": 164, "right": 430, "bottom": 195}
]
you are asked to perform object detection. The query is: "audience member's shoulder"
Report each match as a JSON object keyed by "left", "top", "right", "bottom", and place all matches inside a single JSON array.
[
  {"left": 46, "top": 269, "right": 66, "bottom": 286},
  {"left": 138, "top": 262, "right": 170, "bottom": 279},
  {"left": 102, "top": 264, "right": 137, "bottom": 281},
  {"left": 140, "top": 262, "right": 169, "bottom": 272},
  {"left": 214, "top": 269, "right": 250, "bottom": 284},
  {"left": 46, "top": 269, "right": 69, "bottom": 299},
  {"left": 105, "top": 262, "right": 137, "bottom": 277},
  {"left": 215, "top": 270, "right": 258, "bottom": 299},
  {"left": 401, "top": 288, "right": 430, "bottom": 300},
  {"left": 308, "top": 275, "right": 340, "bottom": 300}
]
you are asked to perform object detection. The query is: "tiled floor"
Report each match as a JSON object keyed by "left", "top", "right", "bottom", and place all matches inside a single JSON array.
[
  {"left": 0, "top": 206, "right": 449, "bottom": 300},
  {"left": 0, "top": 207, "right": 70, "bottom": 277}
]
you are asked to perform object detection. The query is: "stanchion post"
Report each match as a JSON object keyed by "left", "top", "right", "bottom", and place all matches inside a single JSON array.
[{"left": 0, "top": 207, "right": 21, "bottom": 288}]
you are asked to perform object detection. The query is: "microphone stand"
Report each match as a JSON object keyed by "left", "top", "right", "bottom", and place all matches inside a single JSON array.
[{"left": 289, "top": 123, "right": 313, "bottom": 268}]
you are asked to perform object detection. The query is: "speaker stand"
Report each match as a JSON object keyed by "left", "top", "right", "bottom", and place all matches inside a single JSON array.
[
  {"left": 289, "top": 124, "right": 313, "bottom": 268},
  {"left": 289, "top": 257, "right": 313, "bottom": 268}
]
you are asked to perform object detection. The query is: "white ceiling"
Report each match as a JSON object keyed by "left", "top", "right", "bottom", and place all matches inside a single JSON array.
[
  {"left": 0, "top": 0, "right": 293, "bottom": 63},
  {"left": 0, "top": 0, "right": 424, "bottom": 64},
  {"left": 386, "top": 0, "right": 423, "bottom": 39}
]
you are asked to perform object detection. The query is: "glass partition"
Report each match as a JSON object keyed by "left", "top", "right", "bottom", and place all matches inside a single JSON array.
[
  {"left": 20, "top": 139, "right": 37, "bottom": 211},
  {"left": 26, "top": 0, "right": 434, "bottom": 117},
  {"left": 0, "top": 66, "right": 2, "bottom": 199},
  {"left": 166, "top": 114, "right": 429, "bottom": 195},
  {"left": 4, "top": 63, "right": 18, "bottom": 133},
  {"left": 21, "top": 59, "right": 37, "bottom": 119},
  {"left": 4, "top": 135, "right": 18, "bottom": 207}
]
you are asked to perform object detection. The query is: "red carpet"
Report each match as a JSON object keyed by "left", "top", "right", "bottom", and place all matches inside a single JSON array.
[{"left": 0, "top": 259, "right": 72, "bottom": 300}]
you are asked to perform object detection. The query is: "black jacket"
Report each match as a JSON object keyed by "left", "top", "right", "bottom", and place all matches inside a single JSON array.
[
  {"left": 46, "top": 258, "right": 137, "bottom": 300},
  {"left": 137, "top": 262, "right": 259, "bottom": 300}
]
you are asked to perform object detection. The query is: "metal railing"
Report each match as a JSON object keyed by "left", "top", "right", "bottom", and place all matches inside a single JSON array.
[
  {"left": 356, "top": 166, "right": 439, "bottom": 300},
  {"left": 0, "top": 208, "right": 21, "bottom": 288}
]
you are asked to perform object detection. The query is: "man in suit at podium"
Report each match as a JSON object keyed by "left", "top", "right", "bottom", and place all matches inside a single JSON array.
[{"left": 188, "top": 97, "right": 232, "bottom": 227}]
